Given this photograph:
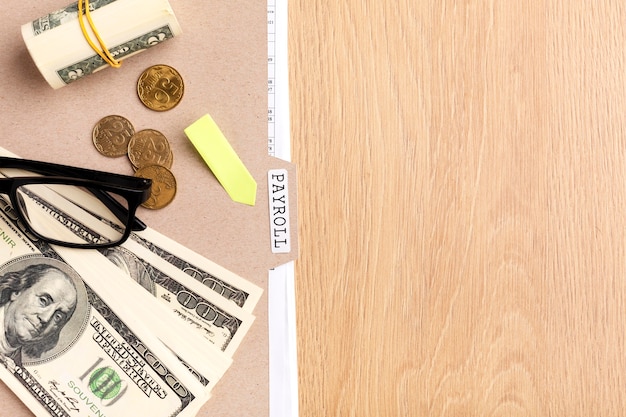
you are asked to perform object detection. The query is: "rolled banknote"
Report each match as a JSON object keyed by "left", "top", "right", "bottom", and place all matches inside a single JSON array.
[
  {"left": 0, "top": 207, "right": 208, "bottom": 417},
  {"left": 21, "top": 0, "right": 182, "bottom": 89}
]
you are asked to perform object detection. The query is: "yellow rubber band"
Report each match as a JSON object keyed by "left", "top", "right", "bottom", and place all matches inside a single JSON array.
[{"left": 78, "top": 0, "right": 121, "bottom": 68}]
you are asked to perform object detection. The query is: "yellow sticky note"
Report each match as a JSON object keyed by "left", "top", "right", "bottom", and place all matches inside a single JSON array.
[{"left": 184, "top": 114, "right": 257, "bottom": 206}]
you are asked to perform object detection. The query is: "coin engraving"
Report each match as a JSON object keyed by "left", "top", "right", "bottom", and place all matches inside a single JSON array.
[
  {"left": 134, "top": 165, "right": 177, "bottom": 209},
  {"left": 128, "top": 129, "right": 172, "bottom": 169},
  {"left": 137, "top": 64, "right": 184, "bottom": 111},
  {"left": 92, "top": 115, "right": 135, "bottom": 157}
]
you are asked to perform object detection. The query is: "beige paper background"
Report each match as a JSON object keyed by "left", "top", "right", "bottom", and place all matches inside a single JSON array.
[{"left": 0, "top": 1, "right": 297, "bottom": 415}]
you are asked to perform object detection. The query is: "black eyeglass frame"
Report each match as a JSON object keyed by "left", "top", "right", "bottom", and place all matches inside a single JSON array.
[{"left": 0, "top": 156, "right": 152, "bottom": 248}]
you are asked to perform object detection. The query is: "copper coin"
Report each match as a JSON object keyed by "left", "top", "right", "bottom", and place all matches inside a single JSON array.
[
  {"left": 128, "top": 129, "right": 172, "bottom": 169},
  {"left": 92, "top": 115, "right": 135, "bottom": 157},
  {"left": 137, "top": 64, "right": 184, "bottom": 111},
  {"left": 134, "top": 165, "right": 177, "bottom": 209}
]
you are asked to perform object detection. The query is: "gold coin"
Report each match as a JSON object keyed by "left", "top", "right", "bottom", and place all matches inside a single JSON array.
[
  {"left": 134, "top": 165, "right": 177, "bottom": 209},
  {"left": 92, "top": 115, "right": 135, "bottom": 157},
  {"left": 137, "top": 64, "right": 184, "bottom": 111},
  {"left": 128, "top": 129, "right": 172, "bottom": 169}
]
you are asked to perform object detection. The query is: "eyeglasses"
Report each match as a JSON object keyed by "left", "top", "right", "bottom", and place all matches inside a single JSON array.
[{"left": 0, "top": 156, "right": 152, "bottom": 249}]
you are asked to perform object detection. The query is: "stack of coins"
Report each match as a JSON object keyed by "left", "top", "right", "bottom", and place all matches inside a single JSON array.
[
  {"left": 91, "top": 65, "right": 184, "bottom": 210},
  {"left": 92, "top": 115, "right": 177, "bottom": 209}
]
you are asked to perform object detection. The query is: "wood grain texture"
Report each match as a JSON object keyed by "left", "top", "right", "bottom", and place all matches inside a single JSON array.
[{"left": 290, "top": 1, "right": 626, "bottom": 415}]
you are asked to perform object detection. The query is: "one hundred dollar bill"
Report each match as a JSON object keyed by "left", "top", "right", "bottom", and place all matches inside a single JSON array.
[
  {"left": 59, "top": 245, "right": 232, "bottom": 394},
  {"left": 0, "top": 205, "right": 208, "bottom": 417},
  {"left": 131, "top": 228, "right": 263, "bottom": 313},
  {"left": 104, "top": 240, "right": 256, "bottom": 357}
]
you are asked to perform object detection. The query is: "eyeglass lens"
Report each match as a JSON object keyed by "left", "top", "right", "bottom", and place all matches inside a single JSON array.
[{"left": 14, "top": 183, "right": 130, "bottom": 246}]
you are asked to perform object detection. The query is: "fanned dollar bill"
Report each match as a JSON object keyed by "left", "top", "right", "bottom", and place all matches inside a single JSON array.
[
  {"left": 0, "top": 207, "right": 209, "bottom": 417},
  {"left": 21, "top": 0, "right": 182, "bottom": 88},
  {"left": 107, "top": 240, "right": 256, "bottom": 357},
  {"left": 59, "top": 246, "right": 232, "bottom": 394},
  {"left": 131, "top": 228, "right": 263, "bottom": 313}
]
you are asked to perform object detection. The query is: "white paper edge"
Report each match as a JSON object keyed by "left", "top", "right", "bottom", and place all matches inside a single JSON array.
[{"left": 268, "top": 0, "right": 299, "bottom": 416}]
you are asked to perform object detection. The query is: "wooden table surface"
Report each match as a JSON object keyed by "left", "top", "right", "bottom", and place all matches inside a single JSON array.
[{"left": 290, "top": 1, "right": 626, "bottom": 415}]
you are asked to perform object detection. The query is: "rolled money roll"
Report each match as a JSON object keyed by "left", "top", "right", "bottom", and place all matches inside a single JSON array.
[{"left": 21, "top": 0, "right": 182, "bottom": 89}]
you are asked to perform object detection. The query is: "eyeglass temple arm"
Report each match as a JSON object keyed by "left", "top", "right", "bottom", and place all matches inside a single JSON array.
[{"left": 0, "top": 157, "right": 147, "bottom": 189}]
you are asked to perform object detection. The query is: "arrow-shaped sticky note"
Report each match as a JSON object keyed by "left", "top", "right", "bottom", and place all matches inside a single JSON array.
[{"left": 184, "top": 114, "right": 257, "bottom": 206}]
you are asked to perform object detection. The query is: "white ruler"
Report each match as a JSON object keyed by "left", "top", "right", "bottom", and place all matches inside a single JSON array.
[
  {"left": 267, "top": 0, "right": 290, "bottom": 161},
  {"left": 268, "top": 0, "right": 276, "bottom": 156},
  {"left": 267, "top": 0, "right": 276, "bottom": 156}
]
